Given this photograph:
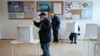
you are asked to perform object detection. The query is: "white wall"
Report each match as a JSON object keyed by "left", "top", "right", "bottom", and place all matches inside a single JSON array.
[{"left": 0, "top": 0, "right": 100, "bottom": 39}]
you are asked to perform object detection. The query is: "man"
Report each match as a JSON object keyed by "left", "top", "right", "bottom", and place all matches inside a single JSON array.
[
  {"left": 69, "top": 22, "right": 80, "bottom": 44},
  {"left": 33, "top": 12, "right": 51, "bottom": 56},
  {"left": 50, "top": 13, "right": 60, "bottom": 43}
]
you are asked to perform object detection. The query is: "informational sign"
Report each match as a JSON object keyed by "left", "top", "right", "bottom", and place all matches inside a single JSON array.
[
  {"left": 8, "top": 1, "right": 23, "bottom": 12},
  {"left": 24, "top": 2, "right": 35, "bottom": 18},
  {"left": 17, "top": 13, "right": 24, "bottom": 18},
  {"left": 9, "top": 13, "right": 17, "bottom": 19},
  {"left": 54, "top": 3, "right": 62, "bottom": 14},
  {"left": 72, "top": 14, "right": 80, "bottom": 20},
  {"left": 82, "top": 9, "right": 92, "bottom": 19},
  {"left": 9, "top": 13, "right": 24, "bottom": 19},
  {"left": 65, "top": 13, "right": 72, "bottom": 18},
  {"left": 37, "top": 1, "right": 52, "bottom": 12}
]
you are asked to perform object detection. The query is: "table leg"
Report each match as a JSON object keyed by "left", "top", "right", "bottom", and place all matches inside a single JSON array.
[
  {"left": 94, "top": 43, "right": 97, "bottom": 56},
  {"left": 11, "top": 44, "right": 14, "bottom": 56},
  {"left": 17, "top": 44, "right": 20, "bottom": 56},
  {"left": 38, "top": 44, "right": 40, "bottom": 56},
  {"left": 34, "top": 44, "right": 37, "bottom": 56},
  {"left": 88, "top": 39, "right": 90, "bottom": 56}
]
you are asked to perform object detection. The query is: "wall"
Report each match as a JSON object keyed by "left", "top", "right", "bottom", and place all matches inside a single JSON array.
[{"left": 0, "top": 0, "right": 100, "bottom": 39}]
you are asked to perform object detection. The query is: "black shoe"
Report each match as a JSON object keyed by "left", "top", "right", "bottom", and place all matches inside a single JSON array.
[
  {"left": 40, "top": 54, "right": 45, "bottom": 56},
  {"left": 55, "top": 41, "right": 59, "bottom": 43},
  {"left": 53, "top": 41, "right": 56, "bottom": 42},
  {"left": 70, "top": 42, "right": 73, "bottom": 44},
  {"left": 74, "top": 42, "right": 77, "bottom": 44}
]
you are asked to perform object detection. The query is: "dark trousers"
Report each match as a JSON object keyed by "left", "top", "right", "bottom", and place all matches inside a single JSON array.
[
  {"left": 53, "top": 29, "right": 58, "bottom": 42},
  {"left": 69, "top": 33, "right": 77, "bottom": 42},
  {"left": 41, "top": 43, "right": 50, "bottom": 56}
]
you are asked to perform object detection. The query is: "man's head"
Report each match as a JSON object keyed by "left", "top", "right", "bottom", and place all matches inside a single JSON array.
[
  {"left": 50, "top": 13, "right": 55, "bottom": 18},
  {"left": 39, "top": 12, "right": 46, "bottom": 20}
]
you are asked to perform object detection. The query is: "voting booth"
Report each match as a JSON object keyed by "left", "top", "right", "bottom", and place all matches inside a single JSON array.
[
  {"left": 66, "top": 22, "right": 79, "bottom": 33},
  {"left": 97, "top": 26, "right": 100, "bottom": 47},
  {"left": 85, "top": 24, "right": 98, "bottom": 38},
  {"left": 17, "top": 25, "right": 34, "bottom": 42},
  {"left": 0, "top": 32, "right": 1, "bottom": 39}
]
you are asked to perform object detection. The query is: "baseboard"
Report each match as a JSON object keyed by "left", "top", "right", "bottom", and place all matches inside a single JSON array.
[
  {"left": 0, "top": 38, "right": 16, "bottom": 40},
  {"left": 59, "top": 39, "right": 89, "bottom": 41}
]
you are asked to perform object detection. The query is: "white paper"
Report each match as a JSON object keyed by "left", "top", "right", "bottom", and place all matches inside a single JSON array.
[
  {"left": 54, "top": 3, "right": 62, "bottom": 14},
  {"left": 24, "top": 2, "right": 35, "bottom": 18},
  {"left": 65, "top": 13, "right": 72, "bottom": 18},
  {"left": 9, "top": 13, "right": 17, "bottom": 19},
  {"left": 72, "top": 15, "right": 80, "bottom": 20},
  {"left": 17, "top": 13, "right": 24, "bottom": 18}
]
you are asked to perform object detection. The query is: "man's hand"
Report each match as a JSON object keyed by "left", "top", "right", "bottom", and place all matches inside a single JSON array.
[{"left": 32, "top": 17, "right": 36, "bottom": 21}]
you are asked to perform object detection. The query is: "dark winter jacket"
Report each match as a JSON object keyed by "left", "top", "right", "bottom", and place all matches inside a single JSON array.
[
  {"left": 33, "top": 18, "right": 51, "bottom": 44},
  {"left": 51, "top": 15, "right": 60, "bottom": 30}
]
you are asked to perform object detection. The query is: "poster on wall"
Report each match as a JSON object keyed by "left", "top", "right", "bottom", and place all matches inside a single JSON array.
[
  {"left": 82, "top": 9, "right": 92, "bottom": 19},
  {"left": 9, "top": 13, "right": 24, "bottom": 19},
  {"left": 81, "top": 2, "right": 92, "bottom": 9},
  {"left": 9, "top": 13, "right": 17, "bottom": 19},
  {"left": 24, "top": 2, "right": 35, "bottom": 18},
  {"left": 53, "top": 3, "right": 62, "bottom": 14},
  {"left": 72, "top": 14, "right": 80, "bottom": 20},
  {"left": 16, "top": 13, "right": 24, "bottom": 18},
  {"left": 37, "top": 1, "right": 52, "bottom": 12},
  {"left": 8, "top": 1, "right": 23, "bottom": 12},
  {"left": 65, "top": 13, "right": 72, "bottom": 18}
]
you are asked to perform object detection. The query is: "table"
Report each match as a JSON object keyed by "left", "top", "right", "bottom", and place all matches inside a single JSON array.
[
  {"left": 87, "top": 38, "right": 97, "bottom": 56},
  {"left": 10, "top": 39, "right": 40, "bottom": 56}
]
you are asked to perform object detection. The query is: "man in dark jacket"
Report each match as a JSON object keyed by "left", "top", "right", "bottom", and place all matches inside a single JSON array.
[
  {"left": 50, "top": 13, "right": 60, "bottom": 43},
  {"left": 33, "top": 12, "right": 51, "bottom": 56}
]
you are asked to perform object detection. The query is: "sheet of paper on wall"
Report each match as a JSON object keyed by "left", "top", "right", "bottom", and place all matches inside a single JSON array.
[
  {"left": 24, "top": 2, "right": 35, "bottom": 18},
  {"left": 9, "top": 13, "right": 17, "bottom": 19},
  {"left": 17, "top": 13, "right": 24, "bottom": 18},
  {"left": 65, "top": 13, "right": 72, "bottom": 18},
  {"left": 72, "top": 14, "right": 80, "bottom": 20},
  {"left": 82, "top": 9, "right": 92, "bottom": 19},
  {"left": 54, "top": 3, "right": 62, "bottom": 14}
]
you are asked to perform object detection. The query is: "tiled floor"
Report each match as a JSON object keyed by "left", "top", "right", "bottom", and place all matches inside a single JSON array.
[{"left": 0, "top": 40, "right": 96, "bottom": 56}]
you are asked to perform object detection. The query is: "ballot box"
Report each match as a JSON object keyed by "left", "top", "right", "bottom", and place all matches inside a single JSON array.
[{"left": 17, "top": 25, "right": 34, "bottom": 42}]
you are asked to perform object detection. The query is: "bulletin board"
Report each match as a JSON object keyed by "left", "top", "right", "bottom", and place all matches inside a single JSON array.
[
  {"left": 64, "top": 1, "right": 93, "bottom": 20},
  {"left": 8, "top": 1, "right": 35, "bottom": 20}
]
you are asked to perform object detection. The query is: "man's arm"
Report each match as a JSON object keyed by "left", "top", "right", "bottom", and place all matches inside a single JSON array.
[{"left": 33, "top": 21, "right": 41, "bottom": 27}]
